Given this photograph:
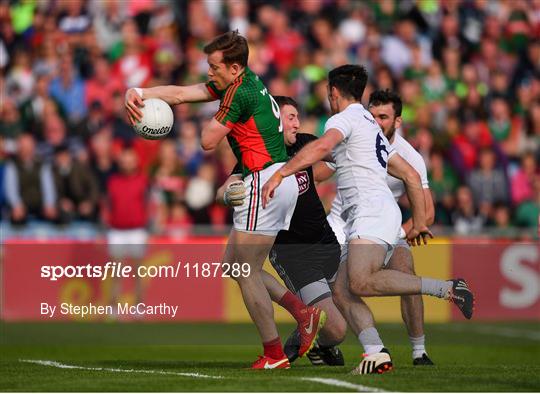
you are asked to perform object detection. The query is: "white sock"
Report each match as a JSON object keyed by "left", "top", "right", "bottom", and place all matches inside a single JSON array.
[
  {"left": 421, "top": 278, "right": 452, "bottom": 298},
  {"left": 410, "top": 335, "right": 426, "bottom": 359},
  {"left": 358, "top": 327, "right": 384, "bottom": 355}
]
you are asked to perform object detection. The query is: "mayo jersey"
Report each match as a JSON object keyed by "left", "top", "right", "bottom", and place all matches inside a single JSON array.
[
  {"left": 324, "top": 103, "right": 396, "bottom": 214},
  {"left": 206, "top": 68, "right": 288, "bottom": 177},
  {"left": 386, "top": 133, "right": 429, "bottom": 200}
]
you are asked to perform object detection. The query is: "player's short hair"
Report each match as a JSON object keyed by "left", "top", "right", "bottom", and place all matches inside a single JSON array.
[
  {"left": 203, "top": 30, "right": 249, "bottom": 67},
  {"left": 328, "top": 64, "right": 368, "bottom": 101},
  {"left": 368, "top": 89, "right": 403, "bottom": 117},
  {"left": 274, "top": 96, "right": 299, "bottom": 111}
]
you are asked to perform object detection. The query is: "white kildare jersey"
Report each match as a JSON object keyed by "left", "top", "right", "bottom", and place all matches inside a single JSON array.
[
  {"left": 327, "top": 129, "right": 429, "bottom": 249},
  {"left": 386, "top": 133, "right": 429, "bottom": 200},
  {"left": 325, "top": 103, "right": 396, "bottom": 213},
  {"left": 328, "top": 132, "right": 430, "bottom": 217}
]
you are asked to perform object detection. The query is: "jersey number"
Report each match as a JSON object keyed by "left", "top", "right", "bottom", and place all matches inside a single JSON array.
[
  {"left": 375, "top": 133, "right": 389, "bottom": 168},
  {"left": 269, "top": 94, "right": 283, "bottom": 133}
]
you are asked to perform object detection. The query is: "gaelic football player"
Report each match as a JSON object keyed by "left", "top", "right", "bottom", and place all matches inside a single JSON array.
[
  {"left": 124, "top": 31, "right": 324, "bottom": 369},
  {"left": 217, "top": 96, "right": 347, "bottom": 366},
  {"left": 262, "top": 65, "right": 474, "bottom": 374},
  {"left": 320, "top": 89, "right": 437, "bottom": 365}
]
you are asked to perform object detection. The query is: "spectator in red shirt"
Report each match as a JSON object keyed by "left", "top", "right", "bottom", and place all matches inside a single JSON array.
[
  {"left": 106, "top": 147, "right": 149, "bottom": 309},
  {"left": 264, "top": 8, "right": 304, "bottom": 75},
  {"left": 85, "top": 56, "right": 125, "bottom": 117},
  {"left": 111, "top": 19, "right": 153, "bottom": 88},
  {"left": 449, "top": 119, "right": 494, "bottom": 180}
]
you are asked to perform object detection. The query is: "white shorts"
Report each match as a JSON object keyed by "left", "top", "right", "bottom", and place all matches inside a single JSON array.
[
  {"left": 344, "top": 195, "right": 402, "bottom": 245},
  {"left": 233, "top": 163, "right": 299, "bottom": 236},
  {"left": 331, "top": 195, "right": 402, "bottom": 267},
  {"left": 327, "top": 211, "right": 347, "bottom": 264},
  {"left": 395, "top": 237, "right": 410, "bottom": 249},
  {"left": 107, "top": 228, "right": 148, "bottom": 259}
]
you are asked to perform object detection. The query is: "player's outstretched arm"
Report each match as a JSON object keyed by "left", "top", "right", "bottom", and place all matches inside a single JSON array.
[
  {"left": 387, "top": 153, "right": 433, "bottom": 246},
  {"left": 125, "top": 84, "right": 215, "bottom": 125}
]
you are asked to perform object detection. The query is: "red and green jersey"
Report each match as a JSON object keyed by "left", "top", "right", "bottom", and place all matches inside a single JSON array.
[{"left": 206, "top": 68, "right": 288, "bottom": 177}]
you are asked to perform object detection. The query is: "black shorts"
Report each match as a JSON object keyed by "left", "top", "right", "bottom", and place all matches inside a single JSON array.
[{"left": 269, "top": 226, "right": 340, "bottom": 305}]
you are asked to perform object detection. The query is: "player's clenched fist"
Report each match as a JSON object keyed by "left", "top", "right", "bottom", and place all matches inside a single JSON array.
[
  {"left": 223, "top": 180, "right": 247, "bottom": 207},
  {"left": 124, "top": 88, "right": 145, "bottom": 125}
]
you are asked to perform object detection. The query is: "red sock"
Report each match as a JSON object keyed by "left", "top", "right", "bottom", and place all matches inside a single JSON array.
[
  {"left": 278, "top": 291, "right": 307, "bottom": 323},
  {"left": 263, "top": 337, "right": 285, "bottom": 359}
]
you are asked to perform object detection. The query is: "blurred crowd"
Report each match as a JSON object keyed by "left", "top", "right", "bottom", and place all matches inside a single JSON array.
[{"left": 0, "top": 0, "right": 539, "bottom": 239}]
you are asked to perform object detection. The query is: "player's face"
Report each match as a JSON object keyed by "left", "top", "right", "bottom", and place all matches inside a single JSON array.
[
  {"left": 280, "top": 104, "right": 300, "bottom": 146},
  {"left": 207, "top": 51, "right": 239, "bottom": 90},
  {"left": 369, "top": 103, "right": 402, "bottom": 141}
]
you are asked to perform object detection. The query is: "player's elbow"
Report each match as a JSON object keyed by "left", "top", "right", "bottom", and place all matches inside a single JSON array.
[
  {"left": 201, "top": 141, "right": 216, "bottom": 151},
  {"left": 200, "top": 135, "right": 217, "bottom": 151},
  {"left": 404, "top": 168, "right": 421, "bottom": 188}
]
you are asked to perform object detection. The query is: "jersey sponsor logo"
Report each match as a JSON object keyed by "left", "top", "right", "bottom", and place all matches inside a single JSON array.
[{"left": 295, "top": 171, "right": 310, "bottom": 195}]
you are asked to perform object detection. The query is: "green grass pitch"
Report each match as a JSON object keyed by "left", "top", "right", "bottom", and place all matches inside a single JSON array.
[{"left": 1, "top": 321, "right": 539, "bottom": 392}]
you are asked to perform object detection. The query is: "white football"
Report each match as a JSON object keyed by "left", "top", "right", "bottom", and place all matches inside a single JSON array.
[{"left": 133, "top": 98, "right": 174, "bottom": 140}]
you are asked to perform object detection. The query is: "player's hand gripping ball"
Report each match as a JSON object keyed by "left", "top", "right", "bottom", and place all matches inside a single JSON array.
[{"left": 133, "top": 98, "right": 174, "bottom": 140}]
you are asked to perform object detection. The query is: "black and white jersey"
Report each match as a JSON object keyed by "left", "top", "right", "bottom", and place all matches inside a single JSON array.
[{"left": 275, "top": 133, "right": 335, "bottom": 245}]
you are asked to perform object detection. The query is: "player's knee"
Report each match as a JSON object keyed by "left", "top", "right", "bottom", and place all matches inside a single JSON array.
[
  {"left": 348, "top": 276, "right": 370, "bottom": 297},
  {"left": 331, "top": 286, "right": 348, "bottom": 310},
  {"left": 392, "top": 261, "right": 415, "bottom": 275},
  {"left": 324, "top": 315, "right": 347, "bottom": 344}
]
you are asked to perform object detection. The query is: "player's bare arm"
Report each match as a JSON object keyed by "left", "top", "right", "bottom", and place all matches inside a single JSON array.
[
  {"left": 401, "top": 188, "right": 435, "bottom": 234},
  {"left": 313, "top": 162, "right": 336, "bottom": 184},
  {"left": 262, "top": 129, "right": 343, "bottom": 208},
  {"left": 124, "top": 84, "right": 215, "bottom": 125},
  {"left": 387, "top": 153, "right": 433, "bottom": 246},
  {"left": 201, "top": 119, "right": 231, "bottom": 150}
]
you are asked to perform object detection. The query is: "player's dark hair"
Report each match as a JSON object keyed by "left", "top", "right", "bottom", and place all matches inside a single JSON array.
[
  {"left": 368, "top": 89, "right": 403, "bottom": 117},
  {"left": 203, "top": 30, "right": 249, "bottom": 67},
  {"left": 274, "top": 96, "right": 299, "bottom": 111},
  {"left": 328, "top": 64, "right": 368, "bottom": 101}
]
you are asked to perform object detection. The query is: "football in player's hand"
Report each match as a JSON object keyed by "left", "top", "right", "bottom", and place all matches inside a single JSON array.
[{"left": 133, "top": 98, "right": 174, "bottom": 140}]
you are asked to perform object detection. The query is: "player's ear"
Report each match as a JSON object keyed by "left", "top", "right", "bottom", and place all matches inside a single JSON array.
[
  {"left": 394, "top": 116, "right": 402, "bottom": 130},
  {"left": 230, "top": 63, "right": 241, "bottom": 75}
]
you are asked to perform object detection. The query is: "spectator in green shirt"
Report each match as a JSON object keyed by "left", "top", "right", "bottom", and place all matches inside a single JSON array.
[{"left": 515, "top": 174, "right": 540, "bottom": 232}]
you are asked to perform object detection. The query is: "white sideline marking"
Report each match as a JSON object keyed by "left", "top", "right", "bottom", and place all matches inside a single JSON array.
[
  {"left": 20, "top": 359, "right": 386, "bottom": 392},
  {"left": 301, "top": 377, "right": 387, "bottom": 392},
  {"left": 19, "top": 359, "right": 224, "bottom": 379}
]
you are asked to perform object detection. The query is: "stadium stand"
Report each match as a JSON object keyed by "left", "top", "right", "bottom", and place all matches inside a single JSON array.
[{"left": 0, "top": 0, "right": 538, "bottom": 240}]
